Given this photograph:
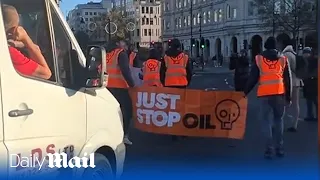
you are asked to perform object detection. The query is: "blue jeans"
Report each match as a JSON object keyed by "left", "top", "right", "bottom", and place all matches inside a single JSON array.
[{"left": 259, "top": 95, "right": 285, "bottom": 149}]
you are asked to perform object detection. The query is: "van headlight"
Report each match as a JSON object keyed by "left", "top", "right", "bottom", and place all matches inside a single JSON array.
[{"left": 118, "top": 107, "right": 124, "bottom": 127}]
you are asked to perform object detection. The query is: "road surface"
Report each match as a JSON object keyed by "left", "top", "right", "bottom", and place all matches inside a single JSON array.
[{"left": 122, "top": 66, "right": 318, "bottom": 179}]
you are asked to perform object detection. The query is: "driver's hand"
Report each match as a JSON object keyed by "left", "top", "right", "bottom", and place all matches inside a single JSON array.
[
  {"left": 14, "top": 26, "right": 30, "bottom": 43},
  {"left": 7, "top": 39, "right": 25, "bottom": 48}
]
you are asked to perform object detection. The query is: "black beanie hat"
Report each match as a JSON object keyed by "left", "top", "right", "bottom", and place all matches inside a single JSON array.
[{"left": 264, "top": 37, "right": 276, "bottom": 50}]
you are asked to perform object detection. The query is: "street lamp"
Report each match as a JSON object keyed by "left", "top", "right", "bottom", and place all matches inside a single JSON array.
[
  {"left": 190, "top": 1, "right": 193, "bottom": 57},
  {"left": 199, "top": 10, "right": 204, "bottom": 70}
]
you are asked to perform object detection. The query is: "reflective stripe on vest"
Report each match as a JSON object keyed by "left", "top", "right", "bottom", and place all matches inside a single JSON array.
[
  {"left": 106, "top": 48, "right": 129, "bottom": 88},
  {"left": 143, "top": 59, "right": 162, "bottom": 87},
  {"left": 255, "top": 55, "right": 286, "bottom": 97},
  {"left": 129, "top": 52, "right": 136, "bottom": 66},
  {"left": 164, "top": 53, "right": 188, "bottom": 86}
]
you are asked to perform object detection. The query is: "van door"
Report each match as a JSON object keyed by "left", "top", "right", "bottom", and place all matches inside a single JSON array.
[{"left": 0, "top": 0, "right": 86, "bottom": 177}]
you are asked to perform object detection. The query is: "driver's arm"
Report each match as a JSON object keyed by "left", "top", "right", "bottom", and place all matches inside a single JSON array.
[{"left": 24, "top": 38, "right": 52, "bottom": 79}]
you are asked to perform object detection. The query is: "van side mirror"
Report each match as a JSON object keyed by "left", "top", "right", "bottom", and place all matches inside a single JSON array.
[{"left": 85, "top": 46, "right": 107, "bottom": 88}]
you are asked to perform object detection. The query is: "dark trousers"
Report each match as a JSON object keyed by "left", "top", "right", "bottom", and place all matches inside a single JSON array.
[
  {"left": 108, "top": 88, "right": 133, "bottom": 135},
  {"left": 306, "top": 97, "right": 318, "bottom": 119},
  {"left": 259, "top": 95, "right": 285, "bottom": 148}
]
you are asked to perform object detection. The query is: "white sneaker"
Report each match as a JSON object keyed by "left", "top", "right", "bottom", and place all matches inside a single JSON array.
[{"left": 123, "top": 137, "right": 132, "bottom": 145}]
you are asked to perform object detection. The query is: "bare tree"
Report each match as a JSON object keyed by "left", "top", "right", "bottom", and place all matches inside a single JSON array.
[
  {"left": 90, "top": 7, "right": 135, "bottom": 43},
  {"left": 253, "top": 0, "right": 316, "bottom": 48}
]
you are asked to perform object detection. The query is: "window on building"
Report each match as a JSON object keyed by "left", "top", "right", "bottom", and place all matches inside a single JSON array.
[
  {"left": 207, "top": 11, "right": 211, "bottom": 23},
  {"left": 152, "top": 29, "right": 154, "bottom": 36},
  {"left": 193, "top": 15, "right": 196, "bottom": 25},
  {"left": 218, "top": 9, "right": 222, "bottom": 21},
  {"left": 197, "top": 13, "right": 200, "bottom": 24},
  {"left": 136, "top": 28, "right": 140, "bottom": 36},
  {"left": 142, "top": 17, "right": 145, "bottom": 25},
  {"left": 150, "top": 18, "right": 154, "bottom": 25},
  {"left": 165, "top": 2, "right": 169, "bottom": 11},
  {"left": 148, "top": 29, "right": 151, "bottom": 36},
  {"left": 178, "top": 0, "right": 182, "bottom": 8},
  {"left": 192, "top": 0, "right": 195, "bottom": 4},
  {"left": 142, "top": 6, "right": 145, "bottom": 13},
  {"left": 187, "top": 15, "right": 190, "bottom": 26},
  {"left": 175, "top": 18, "right": 178, "bottom": 28},
  {"left": 94, "top": 12, "right": 97, "bottom": 15},
  {"left": 146, "top": 18, "right": 149, "bottom": 24},
  {"left": 175, "top": 0, "right": 178, "bottom": 8},
  {"left": 214, "top": 10, "right": 218, "bottom": 22},
  {"left": 89, "top": 12, "right": 92, "bottom": 15},
  {"left": 227, "top": 5, "right": 231, "bottom": 19},
  {"left": 183, "top": 17, "right": 186, "bottom": 26},
  {"left": 203, "top": 12, "right": 206, "bottom": 24},
  {"left": 274, "top": 0, "right": 281, "bottom": 14},
  {"left": 178, "top": 17, "right": 181, "bottom": 28},
  {"left": 85, "top": 18, "right": 88, "bottom": 21},
  {"left": 146, "top": 7, "right": 149, "bottom": 13},
  {"left": 150, "top": 7, "right": 153, "bottom": 14},
  {"left": 248, "top": 1, "right": 254, "bottom": 16},
  {"left": 85, "top": 12, "right": 88, "bottom": 15},
  {"left": 144, "top": 29, "right": 147, "bottom": 36},
  {"left": 232, "top": 8, "right": 237, "bottom": 18},
  {"left": 183, "top": 0, "right": 187, "bottom": 7}
]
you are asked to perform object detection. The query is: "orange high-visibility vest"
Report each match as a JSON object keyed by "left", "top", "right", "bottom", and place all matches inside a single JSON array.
[
  {"left": 106, "top": 48, "right": 129, "bottom": 88},
  {"left": 129, "top": 52, "right": 136, "bottom": 66},
  {"left": 164, "top": 53, "right": 188, "bottom": 86},
  {"left": 143, "top": 59, "right": 162, "bottom": 87},
  {"left": 255, "top": 55, "right": 287, "bottom": 97}
]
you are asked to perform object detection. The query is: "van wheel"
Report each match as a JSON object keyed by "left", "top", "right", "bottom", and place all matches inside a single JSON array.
[{"left": 82, "top": 153, "right": 114, "bottom": 179}]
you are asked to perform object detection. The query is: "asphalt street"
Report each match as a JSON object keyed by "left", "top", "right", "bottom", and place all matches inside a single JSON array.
[{"left": 122, "top": 66, "right": 318, "bottom": 179}]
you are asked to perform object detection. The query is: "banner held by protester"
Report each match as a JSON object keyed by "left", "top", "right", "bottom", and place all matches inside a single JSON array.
[{"left": 129, "top": 86, "right": 248, "bottom": 139}]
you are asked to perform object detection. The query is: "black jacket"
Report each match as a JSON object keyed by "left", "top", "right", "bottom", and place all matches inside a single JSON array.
[
  {"left": 162, "top": 48, "right": 193, "bottom": 87},
  {"left": 303, "top": 57, "right": 318, "bottom": 98},
  {"left": 244, "top": 49, "right": 292, "bottom": 102}
]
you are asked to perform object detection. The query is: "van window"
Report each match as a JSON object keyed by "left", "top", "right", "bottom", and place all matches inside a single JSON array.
[
  {"left": 50, "top": 3, "right": 86, "bottom": 88},
  {"left": 1, "top": 0, "right": 56, "bottom": 81},
  {"left": 50, "top": 4, "right": 73, "bottom": 86}
]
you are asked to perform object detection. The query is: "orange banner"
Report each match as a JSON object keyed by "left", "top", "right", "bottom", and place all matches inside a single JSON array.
[{"left": 129, "top": 87, "right": 248, "bottom": 139}]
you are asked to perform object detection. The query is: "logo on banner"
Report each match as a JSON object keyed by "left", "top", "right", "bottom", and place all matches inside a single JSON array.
[{"left": 215, "top": 99, "right": 240, "bottom": 130}]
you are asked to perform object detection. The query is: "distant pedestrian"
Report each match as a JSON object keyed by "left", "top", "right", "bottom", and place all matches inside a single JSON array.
[
  {"left": 229, "top": 50, "right": 250, "bottom": 91},
  {"left": 244, "top": 37, "right": 292, "bottom": 159},
  {"left": 302, "top": 47, "right": 318, "bottom": 121},
  {"left": 282, "top": 39, "right": 303, "bottom": 132}
]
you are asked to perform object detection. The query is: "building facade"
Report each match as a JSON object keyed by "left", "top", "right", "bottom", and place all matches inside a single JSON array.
[
  {"left": 67, "top": 1, "right": 113, "bottom": 41},
  {"left": 161, "top": 0, "right": 316, "bottom": 59},
  {"left": 114, "top": 0, "right": 162, "bottom": 48}
]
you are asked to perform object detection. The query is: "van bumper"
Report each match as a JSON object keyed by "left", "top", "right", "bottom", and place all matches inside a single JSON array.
[{"left": 115, "top": 142, "right": 126, "bottom": 178}]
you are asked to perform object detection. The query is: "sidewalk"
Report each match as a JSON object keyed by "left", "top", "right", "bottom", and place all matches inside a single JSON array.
[{"left": 193, "top": 64, "right": 233, "bottom": 74}]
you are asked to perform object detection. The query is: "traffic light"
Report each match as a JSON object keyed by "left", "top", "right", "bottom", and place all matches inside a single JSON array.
[
  {"left": 200, "top": 37, "right": 205, "bottom": 48},
  {"left": 191, "top": 38, "right": 195, "bottom": 47}
]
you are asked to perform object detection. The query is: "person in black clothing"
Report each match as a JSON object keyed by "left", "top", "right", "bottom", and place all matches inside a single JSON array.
[
  {"left": 105, "top": 37, "right": 135, "bottom": 145},
  {"left": 302, "top": 47, "right": 318, "bottom": 121},
  {"left": 244, "top": 37, "right": 292, "bottom": 158},
  {"left": 229, "top": 50, "right": 250, "bottom": 91}
]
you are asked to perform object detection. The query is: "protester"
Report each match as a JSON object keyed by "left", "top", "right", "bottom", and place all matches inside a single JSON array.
[
  {"left": 163, "top": 39, "right": 192, "bottom": 141},
  {"left": 128, "top": 44, "right": 143, "bottom": 86},
  {"left": 302, "top": 47, "right": 318, "bottom": 122},
  {"left": 142, "top": 48, "right": 163, "bottom": 87},
  {"left": 3, "top": 4, "right": 51, "bottom": 79},
  {"left": 244, "top": 37, "right": 292, "bottom": 159},
  {"left": 282, "top": 39, "right": 303, "bottom": 132},
  {"left": 229, "top": 50, "right": 250, "bottom": 91},
  {"left": 105, "top": 37, "right": 135, "bottom": 145}
]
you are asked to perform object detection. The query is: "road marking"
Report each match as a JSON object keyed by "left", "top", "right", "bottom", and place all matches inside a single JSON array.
[
  {"left": 287, "top": 115, "right": 304, "bottom": 121},
  {"left": 205, "top": 88, "right": 217, "bottom": 91}
]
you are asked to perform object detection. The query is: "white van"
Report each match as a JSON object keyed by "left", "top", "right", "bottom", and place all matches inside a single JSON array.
[{"left": 0, "top": 0, "right": 125, "bottom": 179}]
